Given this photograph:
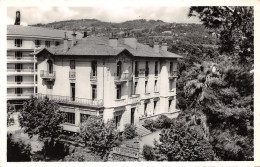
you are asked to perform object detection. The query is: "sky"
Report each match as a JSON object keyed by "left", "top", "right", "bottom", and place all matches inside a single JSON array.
[{"left": 7, "top": 7, "right": 201, "bottom": 25}]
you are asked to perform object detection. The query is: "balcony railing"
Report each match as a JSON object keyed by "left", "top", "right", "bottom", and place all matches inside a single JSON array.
[
  {"left": 114, "top": 99, "right": 126, "bottom": 107},
  {"left": 7, "top": 57, "right": 34, "bottom": 60},
  {"left": 7, "top": 94, "right": 32, "bottom": 99},
  {"left": 69, "top": 71, "right": 76, "bottom": 79},
  {"left": 40, "top": 70, "right": 56, "bottom": 80},
  {"left": 128, "top": 94, "right": 140, "bottom": 104},
  {"left": 7, "top": 68, "right": 35, "bottom": 72},
  {"left": 37, "top": 93, "right": 103, "bottom": 107},
  {"left": 169, "top": 71, "right": 177, "bottom": 78},
  {"left": 153, "top": 92, "right": 160, "bottom": 97},
  {"left": 114, "top": 73, "right": 130, "bottom": 82}
]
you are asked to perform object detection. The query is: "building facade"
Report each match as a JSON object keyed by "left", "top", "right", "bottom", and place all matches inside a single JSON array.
[
  {"left": 7, "top": 25, "right": 83, "bottom": 110},
  {"left": 34, "top": 34, "right": 181, "bottom": 132}
]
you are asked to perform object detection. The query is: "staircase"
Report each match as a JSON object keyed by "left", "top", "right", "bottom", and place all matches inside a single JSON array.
[{"left": 136, "top": 124, "right": 152, "bottom": 137}]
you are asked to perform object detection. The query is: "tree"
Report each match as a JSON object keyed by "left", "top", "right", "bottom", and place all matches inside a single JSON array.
[
  {"left": 7, "top": 103, "right": 15, "bottom": 127},
  {"left": 79, "top": 116, "right": 119, "bottom": 160},
  {"left": 153, "top": 116, "right": 216, "bottom": 161},
  {"left": 188, "top": 7, "right": 253, "bottom": 68},
  {"left": 123, "top": 124, "right": 138, "bottom": 139},
  {"left": 19, "top": 96, "right": 65, "bottom": 160},
  {"left": 7, "top": 133, "right": 31, "bottom": 162}
]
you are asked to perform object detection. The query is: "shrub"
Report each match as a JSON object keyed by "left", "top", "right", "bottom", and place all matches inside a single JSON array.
[
  {"left": 7, "top": 133, "right": 31, "bottom": 162},
  {"left": 143, "top": 144, "right": 155, "bottom": 161},
  {"left": 154, "top": 115, "right": 173, "bottom": 129},
  {"left": 123, "top": 124, "right": 137, "bottom": 139},
  {"left": 143, "top": 119, "right": 157, "bottom": 132}
]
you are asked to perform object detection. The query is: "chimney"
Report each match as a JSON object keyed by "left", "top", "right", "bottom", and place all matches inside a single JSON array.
[
  {"left": 153, "top": 42, "right": 159, "bottom": 53},
  {"left": 161, "top": 42, "right": 168, "bottom": 52},
  {"left": 14, "top": 11, "right": 21, "bottom": 25},
  {"left": 124, "top": 33, "right": 137, "bottom": 50},
  {"left": 109, "top": 32, "right": 118, "bottom": 47},
  {"left": 71, "top": 31, "right": 77, "bottom": 47},
  {"left": 64, "top": 32, "right": 69, "bottom": 52},
  {"left": 83, "top": 31, "right": 88, "bottom": 38}
]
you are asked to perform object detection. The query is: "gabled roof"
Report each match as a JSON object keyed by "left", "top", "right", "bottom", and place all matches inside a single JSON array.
[
  {"left": 33, "top": 36, "right": 182, "bottom": 59},
  {"left": 7, "top": 25, "right": 83, "bottom": 39}
]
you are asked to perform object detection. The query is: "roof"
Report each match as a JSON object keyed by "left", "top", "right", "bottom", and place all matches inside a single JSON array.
[
  {"left": 7, "top": 25, "right": 83, "bottom": 39},
  {"left": 34, "top": 36, "right": 182, "bottom": 59}
]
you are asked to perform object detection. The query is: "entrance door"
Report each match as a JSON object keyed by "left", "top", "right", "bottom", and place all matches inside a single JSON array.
[
  {"left": 131, "top": 108, "right": 135, "bottom": 125},
  {"left": 71, "top": 83, "right": 75, "bottom": 101}
]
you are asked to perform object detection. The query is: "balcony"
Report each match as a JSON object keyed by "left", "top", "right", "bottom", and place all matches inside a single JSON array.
[
  {"left": 7, "top": 56, "right": 35, "bottom": 63},
  {"left": 40, "top": 70, "right": 56, "bottom": 81},
  {"left": 7, "top": 82, "right": 37, "bottom": 88},
  {"left": 114, "top": 99, "right": 126, "bottom": 107},
  {"left": 169, "top": 71, "right": 177, "bottom": 79},
  {"left": 114, "top": 73, "right": 130, "bottom": 84},
  {"left": 7, "top": 68, "right": 36, "bottom": 75},
  {"left": 128, "top": 94, "right": 140, "bottom": 104},
  {"left": 7, "top": 93, "right": 32, "bottom": 100},
  {"left": 37, "top": 93, "right": 103, "bottom": 108},
  {"left": 69, "top": 71, "right": 76, "bottom": 80}
]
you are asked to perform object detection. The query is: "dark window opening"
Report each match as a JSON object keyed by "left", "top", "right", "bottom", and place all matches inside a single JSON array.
[
  {"left": 55, "top": 41, "right": 60, "bottom": 46},
  {"left": 15, "top": 51, "right": 22, "bottom": 59},
  {"left": 92, "top": 85, "right": 97, "bottom": 100},
  {"left": 117, "top": 61, "right": 122, "bottom": 76},
  {"left": 116, "top": 85, "right": 121, "bottom": 99},
  {"left": 145, "top": 61, "right": 149, "bottom": 76},
  {"left": 65, "top": 112, "right": 75, "bottom": 124},
  {"left": 70, "top": 60, "right": 75, "bottom": 70},
  {"left": 134, "top": 61, "right": 138, "bottom": 77},
  {"left": 155, "top": 61, "right": 158, "bottom": 76},
  {"left": 47, "top": 60, "right": 53, "bottom": 73},
  {"left": 15, "top": 63, "right": 23, "bottom": 72},
  {"left": 15, "top": 88, "right": 22, "bottom": 95},
  {"left": 114, "top": 115, "right": 122, "bottom": 127},
  {"left": 131, "top": 108, "right": 135, "bottom": 125},
  {"left": 80, "top": 113, "right": 90, "bottom": 123},
  {"left": 45, "top": 41, "right": 51, "bottom": 48},
  {"left": 170, "top": 62, "right": 173, "bottom": 73},
  {"left": 144, "top": 103, "right": 148, "bottom": 116},
  {"left": 15, "top": 39, "right": 22, "bottom": 47},
  {"left": 35, "top": 40, "right": 41, "bottom": 47},
  {"left": 71, "top": 83, "right": 75, "bottom": 101},
  {"left": 15, "top": 76, "right": 23, "bottom": 84},
  {"left": 91, "top": 61, "right": 97, "bottom": 76},
  {"left": 145, "top": 81, "right": 148, "bottom": 93}
]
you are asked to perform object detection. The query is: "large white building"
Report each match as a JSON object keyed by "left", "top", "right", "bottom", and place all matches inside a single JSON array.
[
  {"left": 33, "top": 33, "right": 182, "bottom": 132},
  {"left": 7, "top": 25, "right": 83, "bottom": 110}
]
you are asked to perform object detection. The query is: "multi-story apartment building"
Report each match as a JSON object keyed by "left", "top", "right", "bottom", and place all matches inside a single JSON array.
[
  {"left": 7, "top": 25, "right": 83, "bottom": 110},
  {"left": 34, "top": 33, "right": 181, "bottom": 132}
]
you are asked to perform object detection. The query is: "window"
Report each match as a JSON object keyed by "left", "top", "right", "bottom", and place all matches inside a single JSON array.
[
  {"left": 169, "top": 100, "right": 172, "bottom": 111},
  {"left": 114, "top": 115, "right": 122, "bottom": 127},
  {"left": 170, "top": 62, "right": 173, "bottom": 73},
  {"left": 45, "top": 41, "right": 51, "bottom": 48},
  {"left": 15, "top": 39, "right": 22, "bottom": 47},
  {"left": 117, "top": 61, "right": 122, "bottom": 76},
  {"left": 35, "top": 40, "right": 41, "bottom": 47},
  {"left": 116, "top": 85, "right": 121, "bottom": 99},
  {"left": 15, "top": 63, "right": 22, "bottom": 72},
  {"left": 15, "top": 51, "right": 22, "bottom": 59},
  {"left": 91, "top": 61, "right": 97, "bottom": 76},
  {"left": 70, "top": 60, "right": 75, "bottom": 70},
  {"left": 55, "top": 41, "right": 60, "bottom": 46},
  {"left": 145, "top": 61, "right": 149, "bottom": 76},
  {"left": 154, "top": 80, "right": 158, "bottom": 92},
  {"left": 15, "top": 88, "right": 22, "bottom": 95},
  {"left": 71, "top": 83, "right": 75, "bottom": 101},
  {"left": 154, "top": 101, "right": 157, "bottom": 114},
  {"left": 131, "top": 108, "right": 135, "bottom": 125},
  {"left": 134, "top": 61, "right": 138, "bottom": 77},
  {"left": 144, "top": 103, "right": 148, "bottom": 116},
  {"left": 80, "top": 113, "right": 90, "bottom": 123},
  {"left": 155, "top": 61, "right": 158, "bottom": 76},
  {"left": 145, "top": 81, "right": 148, "bottom": 94},
  {"left": 15, "top": 76, "right": 23, "bottom": 84},
  {"left": 92, "top": 85, "right": 97, "bottom": 100},
  {"left": 65, "top": 112, "right": 75, "bottom": 124},
  {"left": 134, "top": 82, "right": 138, "bottom": 95},
  {"left": 47, "top": 60, "right": 53, "bottom": 73}
]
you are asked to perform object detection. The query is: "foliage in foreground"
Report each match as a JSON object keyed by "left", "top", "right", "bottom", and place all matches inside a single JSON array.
[
  {"left": 7, "top": 133, "right": 31, "bottom": 162},
  {"left": 143, "top": 115, "right": 173, "bottom": 132},
  {"left": 153, "top": 115, "right": 217, "bottom": 161},
  {"left": 80, "top": 116, "right": 119, "bottom": 160},
  {"left": 123, "top": 124, "right": 138, "bottom": 139},
  {"left": 143, "top": 144, "right": 155, "bottom": 161},
  {"left": 7, "top": 103, "right": 15, "bottom": 127},
  {"left": 19, "top": 96, "right": 65, "bottom": 160}
]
